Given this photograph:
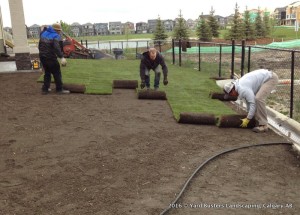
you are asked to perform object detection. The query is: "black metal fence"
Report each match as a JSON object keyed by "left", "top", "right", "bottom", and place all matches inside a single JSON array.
[
  {"left": 170, "top": 39, "right": 300, "bottom": 122},
  {"left": 81, "top": 39, "right": 170, "bottom": 59},
  {"left": 84, "top": 38, "right": 299, "bottom": 122}
]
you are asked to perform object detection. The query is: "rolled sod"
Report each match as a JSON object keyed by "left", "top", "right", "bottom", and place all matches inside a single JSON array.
[
  {"left": 137, "top": 90, "right": 167, "bottom": 100},
  {"left": 113, "top": 80, "right": 138, "bottom": 89},
  {"left": 209, "top": 92, "right": 237, "bottom": 101},
  {"left": 178, "top": 112, "right": 216, "bottom": 125},
  {"left": 63, "top": 84, "right": 86, "bottom": 93},
  {"left": 218, "top": 114, "right": 256, "bottom": 128}
]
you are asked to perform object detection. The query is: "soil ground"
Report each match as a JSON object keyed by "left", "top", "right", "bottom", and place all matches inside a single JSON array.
[{"left": 0, "top": 72, "right": 300, "bottom": 215}]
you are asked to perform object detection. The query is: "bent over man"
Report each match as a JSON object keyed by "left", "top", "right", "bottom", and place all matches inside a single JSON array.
[
  {"left": 223, "top": 69, "right": 279, "bottom": 133},
  {"left": 139, "top": 47, "right": 168, "bottom": 90}
]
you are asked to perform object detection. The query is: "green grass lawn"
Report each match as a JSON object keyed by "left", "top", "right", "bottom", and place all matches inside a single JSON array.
[{"left": 39, "top": 59, "right": 236, "bottom": 120}]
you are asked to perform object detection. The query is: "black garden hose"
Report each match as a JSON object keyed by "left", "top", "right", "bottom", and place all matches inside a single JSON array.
[{"left": 160, "top": 141, "right": 293, "bottom": 215}]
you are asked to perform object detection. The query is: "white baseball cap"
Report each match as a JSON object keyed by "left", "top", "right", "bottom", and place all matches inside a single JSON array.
[{"left": 223, "top": 82, "right": 235, "bottom": 94}]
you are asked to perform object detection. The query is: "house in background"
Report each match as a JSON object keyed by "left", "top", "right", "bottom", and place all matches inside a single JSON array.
[
  {"left": 215, "top": 15, "right": 227, "bottom": 29},
  {"left": 136, "top": 22, "right": 148, "bottom": 34},
  {"left": 27, "top": 24, "right": 41, "bottom": 38},
  {"left": 70, "top": 22, "right": 81, "bottom": 37},
  {"left": 122, "top": 22, "right": 135, "bottom": 34},
  {"left": 147, "top": 19, "right": 157, "bottom": 33},
  {"left": 94, "top": 23, "right": 109, "bottom": 35},
  {"left": 109, "top": 22, "right": 122, "bottom": 35},
  {"left": 186, "top": 19, "right": 197, "bottom": 30},
  {"left": 274, "top": 7, "right": 287, "bottom": 25},
  {"left": 3, "top": 27, "right": 12, "bottom": 35},
  {"left": 285, "top": 1, "right": 300, "bottom": 26},
  {"left": 82, "top": 23, "right": 94, "bottom": 36},
  {"left": 163, "top": 19, "right": 175, "bottom": 32}
]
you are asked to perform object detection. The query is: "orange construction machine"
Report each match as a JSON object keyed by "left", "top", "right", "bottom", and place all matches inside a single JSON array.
[{"left": 62, "top": 32, "right": 95, "bottom": 59}]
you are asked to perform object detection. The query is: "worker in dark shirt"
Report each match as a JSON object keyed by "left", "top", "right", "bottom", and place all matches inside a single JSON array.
[
  {"left": 139, "top": 47, "right": 168, "bottom": 90},
  {"left": 38, "top": 23, "right": 69, "bottom": 94}
]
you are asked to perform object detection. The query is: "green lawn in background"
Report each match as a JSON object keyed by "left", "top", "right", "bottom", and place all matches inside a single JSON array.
[
  {"left": 29, "top": 26, "right": 300, "bottom": 45},
  {"left": 39, "top": 59, "right": 236, "bottom": 120}
]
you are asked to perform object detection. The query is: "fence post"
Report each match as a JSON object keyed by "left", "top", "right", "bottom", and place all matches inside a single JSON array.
[
  {"left": 109, "top": 41, "right": 111, "bottom": 54},
  {"left": 247, "top": 46, "right": 251, "bottom": 73},
  {"left": 85, "top": 40, "right": 88, "bottom": 48},
  {"left": 172, "top": 39, "right": 175, "bottom": 65},
  {"left": 219, "top": 44, "right": 222, "bottom": 77},
  {"left": 290, "top": 51, "right": 295, "bottom": 119},
  {"left": 179, "top": 39, "right": 182, "bottom": 67},
  {"left": 241, "top": 40, "right": 245, "bottom": 77},
  {"left": 198, "top": 42, "right": 201, "bottom": 71},
  {"left": 231, "top": 39, "right": 235, "bottom": 79}
]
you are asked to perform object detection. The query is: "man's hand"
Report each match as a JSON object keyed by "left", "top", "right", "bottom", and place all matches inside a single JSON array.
[
  {"left": 240, "top": 118, "right": 250, "bottom": 128},
  {"left": 61, "top": 57, "right": 67, "bottom": 67},
  {"left": 163, "top": 77, "right": 168, "bottom": 86},
  {"left": 140, "top": 80, "right": 145, "bottom": 89}
]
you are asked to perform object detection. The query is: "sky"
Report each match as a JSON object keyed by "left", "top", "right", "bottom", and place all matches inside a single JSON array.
[{"left": 0, "top": 0, "right": 296, "bottom": 27}]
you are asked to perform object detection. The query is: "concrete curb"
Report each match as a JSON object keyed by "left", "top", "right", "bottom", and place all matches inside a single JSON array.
[
  {"left": 0, "top": 70, "right": 42, "bottom": 74},
  {"left": 267, "top": 107, "right": 300, "bottom": 135},
  {"left": 233, "top": 99, "right": 300, "bottom": 148}
]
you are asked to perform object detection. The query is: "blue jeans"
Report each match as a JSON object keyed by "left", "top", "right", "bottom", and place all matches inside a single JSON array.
[{"left": 145, "top": 67, "right": 161, "bottom": 88}]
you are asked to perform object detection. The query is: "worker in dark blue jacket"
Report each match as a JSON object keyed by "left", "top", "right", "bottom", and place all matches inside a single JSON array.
[
  {"left": 38, "top": 23, "right": 69, "bottom": 94},
  {"left": 139, "top": 47, "right": 168, "bottom": 90}
]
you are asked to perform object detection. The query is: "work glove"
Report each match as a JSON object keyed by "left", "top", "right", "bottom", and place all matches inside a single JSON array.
[
  {"left": 61, "top": 57, "right": 67, "bottom": 67},
  {"left": 140, "top": 80, "right": 145, "bottom": 89},
  {"left": 240, "top": 118, "right": 250, "bottom": 128},
  {"left": 163, "top": 77, "right": 168, "bottom": 86}
]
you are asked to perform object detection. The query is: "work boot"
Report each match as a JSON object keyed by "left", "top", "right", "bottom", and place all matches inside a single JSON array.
[
  {"left": 56, "top": 89, "right": 70, "bottom": 94},
  {"left": 41, "top": 88, "right": 51, "bottom": 95},
  {"left": 252, "top": 125, "right": 268, "bottom": 133},
  {"left": 42, "top": 90, "right": 48, "bottom": 95}
]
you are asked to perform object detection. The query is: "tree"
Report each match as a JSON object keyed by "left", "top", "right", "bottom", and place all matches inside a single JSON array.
[
  {"left": 243, "top": 8, "right": 256, "bottom": 40},
  {"left": 153, "top": 16, "right": 168, "bottom": 43},
  {"left": 255, "top": 8, "right": 265, "bottom": 38},
  {"left": 207, "top": 7, "right": 219, "bottom": 38},
  {"left": 263, "top": 11, "right": 271, "bottom": 37},
  {"left": 59, "top": 20, "right": 71, "bottom": 36},
  {"left": 196, "top": 14, "right": 212, "bottom": 41},
  {"left": 228, "top": 3, "right": 245, "bottom": 40},
  {"left": 173, "top": 10, "right": 189, "bottom": 40}
]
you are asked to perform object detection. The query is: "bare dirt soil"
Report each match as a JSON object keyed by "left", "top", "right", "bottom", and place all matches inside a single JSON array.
[{"left": 1, "top": 72, "right": 300, "bottom": 215}]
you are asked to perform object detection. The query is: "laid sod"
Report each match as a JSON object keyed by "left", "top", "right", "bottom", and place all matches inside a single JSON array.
[
  {"left": 38, "top": 59, "right": 139, "bottom": 94},
  {"left": 38, "top": 58, "right": 236, "bottom": 120}
]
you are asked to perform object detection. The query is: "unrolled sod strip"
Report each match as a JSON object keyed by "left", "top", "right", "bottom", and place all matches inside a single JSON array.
[
  {"left": 209, "top": 92, "right": 237, "bottom": 101},
  {"left": 218, "top": 114, "right": 256, "bottom": 128},
  {"left": 137, "top": 90, "right": 167, "bottom": 100},
  {"left": 178, "top": 112, "right": 216, "bottom": 125},
  {"left": 113, "top": 80, "right": 138, "bottom": 89},
  {"left": 63, "top": 84, "right": 86, "bottom": 93}
]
